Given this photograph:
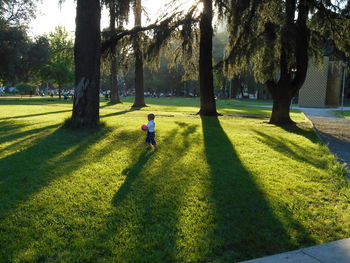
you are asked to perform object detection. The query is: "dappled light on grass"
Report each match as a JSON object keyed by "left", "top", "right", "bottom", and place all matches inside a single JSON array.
[
  {"left": 0, "top": 97, "right": 349, "bottom": 262},
  {"left": 93, "top": 123, "right": 212, "bottom": 262},
  {"left": 0, "top": 121, "right": 61, "bottom": 159}
]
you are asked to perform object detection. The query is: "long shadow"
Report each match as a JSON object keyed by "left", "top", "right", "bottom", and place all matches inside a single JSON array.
[
  {"left": 86, "top": 123, "right": 199, "bottom": 262},
  {"left": 0, "top": 125, "right": 109, "bottom": 221},
  {"left": 280, "top": 124, "right": 320, "bottom": 144},
  {"left": 113, "top": 151, "right": 155, "bottom": 206},
  {"left": 100, "top": 101, "right": 124, "bottom": 108},
  {"left": 0, "top": 120, "right": 27, "bottom": 137},
  {"left": 0, "top": 120, "right": 60, "bottom": 145},
  {"left": 100, "top": 107, "right": 140, "bottom": 118},
  {"left": 0, "top": 97, "right": 73, "bottom": 104},
  {"left": 0, "top": 109, "right": 72, "bottom": 121},
  {"left": 253, "top": 129, "right": 329, "bottom": 170},
  {"left": 201, "top": 116, "right": 314, "bottom": 261},
  {"left": 0, "top": 123, "right": 61, "bottom": 157}
]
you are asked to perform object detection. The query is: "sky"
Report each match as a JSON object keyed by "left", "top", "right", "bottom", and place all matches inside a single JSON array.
[{"left": 28, "top": 0, "right": 190, "bottom": 37}]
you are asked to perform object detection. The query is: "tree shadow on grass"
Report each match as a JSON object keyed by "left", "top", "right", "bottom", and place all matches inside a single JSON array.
[
  {"left": 0, "top": 97, "right": 72, "bottom": 106},
  {"left": 253, "top": 129, "right": 330, "bottom": 170},
  {"left": 201, "top": 116, "right": 314, "bottom": 261},
  {"left": 113, "top": 151, "right": 155, "bottom": 206},
  {"left": 0, "top": 125, "right": 109, "bottom": 221},
  {"left": 100, "top": 107, "right": 140, "bottom": 118},
  {"left": 279, "top": 124, "right": 320, "bottom": 144},
  {"left": 0, "top": 109, "right": 72, "bottom": 121},
  {"left": 86, "top": 123, "right": 199, "bottom": 262},
  {"left": 0, "top": 120, "right": 60, "bottom": 146}
]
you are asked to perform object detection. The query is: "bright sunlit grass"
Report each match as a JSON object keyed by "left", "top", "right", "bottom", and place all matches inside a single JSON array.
[{"left": 0, "top": 96, "right": 349, "bottom": 262}]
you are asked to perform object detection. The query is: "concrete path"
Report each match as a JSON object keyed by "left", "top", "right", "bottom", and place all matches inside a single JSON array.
[
  {"left": 241, "top": 238, "right": 350, "bottom": 263},
  {"left": 300, "top": 107, "right": 350, "bottom": 179}
]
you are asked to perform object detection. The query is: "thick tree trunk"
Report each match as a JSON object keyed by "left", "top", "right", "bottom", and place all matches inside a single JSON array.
[
  {"left": 109, "top": 1, "right": 121, "bottom": 104},
  {"left": 72, "top": 0, "right": 101, "bottom": 128},
  {"left": 198, "top": 0, "right": 218, "bottom": 116},
  {"left": 268, "top": 0, "right": 309, "bottom": 125},
  {"left": 132, "top": 0, "right": 146, "bottom": 108},
  {"left": 270, "top": 87, "right": 294, "bottom": 124}
]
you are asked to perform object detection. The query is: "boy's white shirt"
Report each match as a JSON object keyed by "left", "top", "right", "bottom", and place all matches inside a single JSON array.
[{"left": 147, "top": 120, "right": 155, "bottom": 132}]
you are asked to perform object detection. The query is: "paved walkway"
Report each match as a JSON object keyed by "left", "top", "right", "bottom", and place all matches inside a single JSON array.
[
  {"left": 241, "top": 238, "right": 350, "bottom": 263},
  {"left": 300, "top": 107, "right": 350, "bottom": 179},
  {"left": 239, "top": 106, "right": 350, "bottom": 263}
]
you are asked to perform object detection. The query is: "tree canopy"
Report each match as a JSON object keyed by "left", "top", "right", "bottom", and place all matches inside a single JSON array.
[{"left": 0, "top": 0, "right": 37, "bottom": 25}]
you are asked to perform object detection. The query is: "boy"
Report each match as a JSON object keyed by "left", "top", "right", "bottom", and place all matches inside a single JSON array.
[{"left": 146, "top": 113, "right": 158, "bottom": 150}]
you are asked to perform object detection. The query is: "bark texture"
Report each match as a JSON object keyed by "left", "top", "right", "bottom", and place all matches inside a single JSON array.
[
  {"left": 109, "top": 1, "right": 121, "bottom": 104},
  {"left": 268, "top": 0, "right": 309, "bottom": 125},
  {"left": 198, "top": 0, "right": 218, "bottom": 116},
  {"left": 72, "top": 0, "right": 101, "bottom": 128},
  {"left": 132, "top": 0, "right": 146, "bottom": 108}
]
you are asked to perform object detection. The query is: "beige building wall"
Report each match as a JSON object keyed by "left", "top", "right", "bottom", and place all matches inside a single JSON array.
[{"left": 299, "top": 57, "right": 329, "bottom": 107}]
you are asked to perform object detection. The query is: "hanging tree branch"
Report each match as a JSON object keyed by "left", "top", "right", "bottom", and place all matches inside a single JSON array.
[{"left": 101, "top": 6, "right": 200, "bottom": 57}]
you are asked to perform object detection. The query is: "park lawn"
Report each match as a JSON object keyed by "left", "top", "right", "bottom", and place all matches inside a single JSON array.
[
  {"left": 0, "top": 97, "right": 349, "bottom": 263},
  {"left": 331, "top": 110, "right": 350, "bottom": 119}
]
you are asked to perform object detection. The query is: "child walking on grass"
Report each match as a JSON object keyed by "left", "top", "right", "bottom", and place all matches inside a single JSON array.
[{"left": 146, "top": 113, "right": 158, "bottom": 150}]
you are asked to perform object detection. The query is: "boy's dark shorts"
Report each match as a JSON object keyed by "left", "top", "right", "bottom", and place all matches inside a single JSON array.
[{"left": 146, "top": 132, "right": 156, "bottom": 145}]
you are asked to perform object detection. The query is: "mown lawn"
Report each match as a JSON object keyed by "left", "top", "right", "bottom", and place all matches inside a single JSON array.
[
  {"left": 332, "top": 110, "right": 350, "bottom": 119},
  {"left": 0, "top": 96, "right": 349, "bottom": 263}
]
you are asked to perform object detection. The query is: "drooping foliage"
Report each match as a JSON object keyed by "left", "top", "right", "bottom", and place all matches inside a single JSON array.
[
  {"left": 224, "top": 0, "right": 349, "bottom": 81},
  {"left": 103, "top": 1, "right": 221, "bottom": 115},
  {"left": 222, "top": 0, "right": 350, "bottom": 124}
]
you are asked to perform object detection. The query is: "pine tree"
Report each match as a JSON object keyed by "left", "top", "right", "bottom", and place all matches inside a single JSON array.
[{"left": 224, "top": 0, "right": 350, "bottom": 125}]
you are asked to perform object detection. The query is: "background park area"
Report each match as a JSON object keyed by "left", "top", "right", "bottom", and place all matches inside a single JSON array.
[{"left": 0, "top": 96, "right": 349, "bottom": 262}]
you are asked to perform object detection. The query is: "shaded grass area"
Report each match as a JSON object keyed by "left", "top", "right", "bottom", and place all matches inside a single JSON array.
[
  {"left": 332, "top": 110, "right": 350, "bottom": 119},
  {"left": 0, "top": 97, "right": 349, "bottom": 262}
]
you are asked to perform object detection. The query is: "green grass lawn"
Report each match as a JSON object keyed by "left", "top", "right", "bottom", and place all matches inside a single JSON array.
[
  {"left": 332, "top": 110, "right": 350, "bottom": 119},
  {"left": 0, "top": 96, "right": 349, "bottom": 263}
]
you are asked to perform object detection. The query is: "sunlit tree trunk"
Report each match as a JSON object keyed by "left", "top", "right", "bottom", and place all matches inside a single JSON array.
[
  {"left": 132, "top": 0, "right": 146, "bottom": 107},
  {"left": 109, "top": 0, "right": 121, "bottom": 104},
  {"left": 72, "top": 0, "right": 101, "bottom": 127},
  {"left": 198, "top": 0, "right": 218, "bottom": 116}
]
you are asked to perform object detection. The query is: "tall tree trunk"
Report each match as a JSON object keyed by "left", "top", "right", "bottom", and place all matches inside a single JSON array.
[
  {"left": 198, "top": 0, "right": 218, "bottom": 116},
  {"left": 72, "top": 0, "right": 101, "bottom": 128},
  {"left": 109, "top": 1, "right": 121, "bottom": 104},
  {"left": 132, "top": 0, "right": 146, "bottom": 108},
  {"left": 268, "top": 0, "right": 309, "bottom": 125}
]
